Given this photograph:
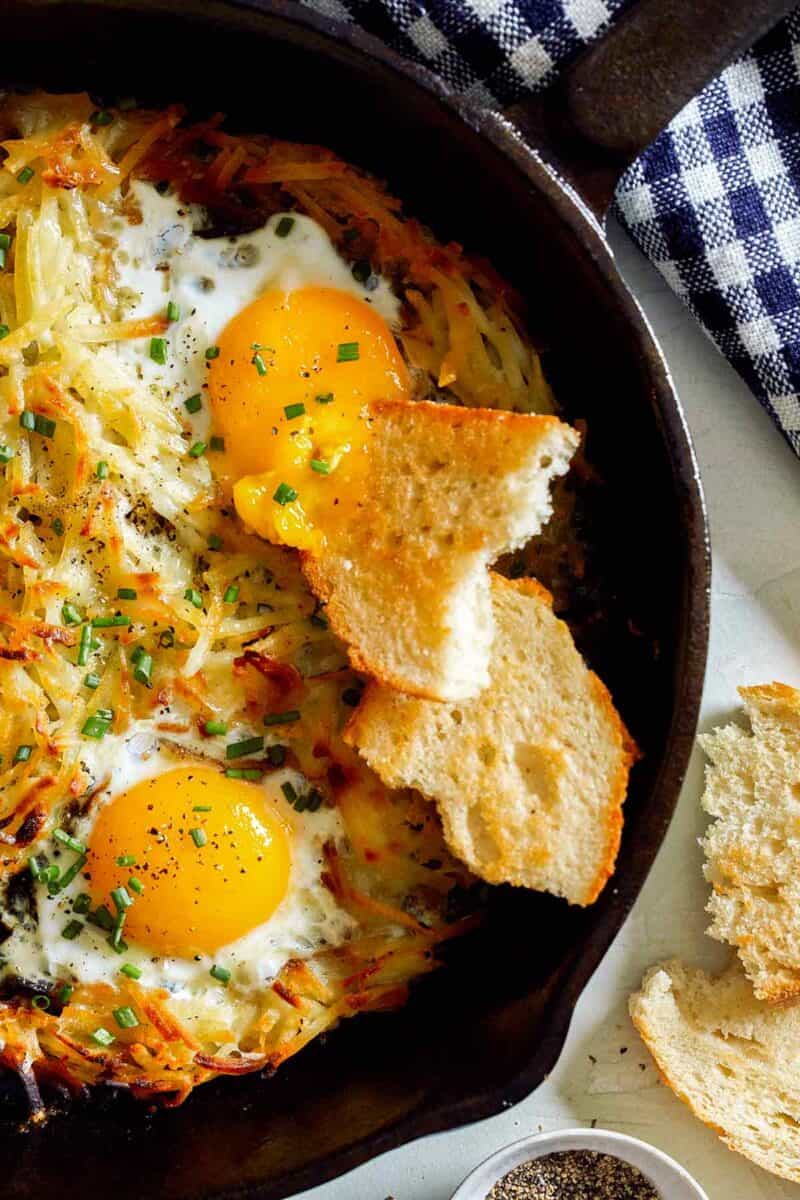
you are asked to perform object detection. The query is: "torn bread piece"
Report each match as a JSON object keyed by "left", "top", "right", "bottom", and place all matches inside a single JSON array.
[
  {"left": 346, "top": 573, "right": 635, "bottom": 905},
  {"left": 302, "top": 399, "right": 579, "bottom": 702},
  {"left": 630, "top": 958, "right": 800, "bottom": 1184},
  {"left": 700, "top": 682, "right": 800, "bottom": 1003}
]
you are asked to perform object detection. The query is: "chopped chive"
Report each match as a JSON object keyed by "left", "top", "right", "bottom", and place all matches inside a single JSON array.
[
  {"left": 110, "top": 910, "right": 126, "bottom": 950},
  {"left": 19, "top": 411, "right": 35, "bottom": 431},
  {"left": 61, "top": 919, "right": 83, "bottom": 941},
  {"left": 31, "top": 994, "right": 50, "bottom": 1010},
  {"left": 89, "top": 904, "right": 114, "bottom": 931},
  {"left": 116, "top": 587, "right": 137, "bottom": 600},
  {"left": 204, "top": 720, "right": 227, "bottom": 736},
  {"left": 185, "top": 393, "right": 202, "bottom": 413},
  {"left": 306, "top": 788, "right": 323, "bottom": 812},
  {"left": 81, "top": 712, "right": 113, "bottom": 739},
  {"left": 77, "top": 623, "right": 92, "bottom": 667},
  {"left": 0, "top": 445, "right": 14, "bottom": 463},
  {"left": 284, "top": 402, "right": 305, "bottom": 420},
  {"left": 59, "top": 983, "right": 74, "bottom": 1004},
  {"left": 223, "top": 584, "right": 239, "bottom": 604},
  {"left": 189, "top": 827, "right": 207, "bottom": 848},
  {"left": 51, "top": 517, "right": 64, "bottom": 536},
  {"left": 251, "top": 352, "right": 267, "bottom": 376},
  {"left": 53, "top": 827, "right": 86, "bottom": 852},
  {"left": 281, "top": 780, "right": 298, "bottom": 805},
  {"left": 224, "top": 767, "right": 263, "bottom": 780},
  {"left": 96, "top": 459, "right": 109, "bottom": 479},
  {"left": 184, "top": 587, "right": 203, "bottom": 609},
  {"left": 209, "top": 435, "right": 225, "bottom": 452},
  {"left": 55, "top": 855, "right": 87, "bottom": 892},
  {"left": 28, "top": 854, "right": 48, "bottom": 881},
  {"left": 120, "top": 962, "right": 141, "bottom": 980},
  {"left": 273, "top": 482, "right": 297, "bottom": 506},
  {"left": 315, "top": 392, "right": 334, "bottom": 405},
  {"left": 84, "top": 672, "right": 101, "bottom": 689},
  {"left": 128, "top": 875, "right": 144, "bottom": 895},
  {"left": 0, "top": 246, "right": 8, "bottom": 270},
  {"left": 90, "top": 109, "right": 113, "bottom": 126},
  {"left": 32, "top": 413, "right": 56, "bottom": 437},
  {"left": 188, "top": 441, "right": 206, "bottom": 458},
  {"left": 133, "top": 652, "right": 153, "bottom": 686},
  {"left": 91, "top": 614, "right": 131, "bottom": 628},
  {"left": 293, "top": 793, "right": 309, "bottom": 813},
  {"left": 61, "top": 601, "right": 82, "bottom": 626},
  {"left": 266, "top": 745, "right": 286, "bottom": 767},
  {"left": 226, "top": 735, "right": 264, "bottom": 760},
  {"left": 207, "top": 533, "right": 223, "bottom": 551},
  {"left": 13, "top": 744, "right": 32, "bottom": 764},
  {"left": 149, "top": 337, "right": 167, "bottom": 365},
  {"left": 0, "top": 233, "right": 11, "bottom": 251},
  {"left": 192, "top": 804, "right": 212, "bottom": 812},
  {"left": 16, "top": 166, "right": 34, "bottom": 185},
  {"left": 116, "top": 854, "right": 137, "bottom": 867},
  {"left": 73, "top": 892, "right": 91, "bottom": 914},
  {"left": 275, "top": 216, "right": 295, "bottom": 238},
  {"left": 210, "top": 964, "right": 230, "bottom": 985},
  {"left": 337, "top": 341, "right": 359, "bottom": 362},
  {"left": 159, "top": 629, "right": 175, "bottom": 648},
  {"left": 0, "top": 325, "right": 8, "bottom": 339},
  {"left": 90, "top": 1027, "right": 115, "bottom": 1047},
  {"left": 263, "top": 710, "right": 300, "bottom": 726},
  {"left": 310, "top": 458, "right": 331, "bottom": 474},
  {"left": 205, "top": 345, "right": 220, "bottom": 360},
  {"left": 130, "top": 645, "right": 146, "bottom": 665},
  {"left": 111, "top": 887, "right": 132, "bottom": 913},
  {"left": 166, "top": 300, "right": 180, "bottom": 322},
  {"left": 113, "top": 1006, "right": 139, "bottom": 1029}
]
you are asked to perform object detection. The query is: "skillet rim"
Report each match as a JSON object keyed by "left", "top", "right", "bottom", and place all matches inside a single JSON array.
[{"left": 0, "top": 3, "right": 711, "bottom": 1195}]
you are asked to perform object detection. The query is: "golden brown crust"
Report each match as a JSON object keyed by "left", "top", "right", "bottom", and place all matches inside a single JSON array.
[
  {"left": 302, "top": 401, "right": 577, "bottom": 701},
  {"left": 346, "top": 571, "right": 635, "bottom": 905}
]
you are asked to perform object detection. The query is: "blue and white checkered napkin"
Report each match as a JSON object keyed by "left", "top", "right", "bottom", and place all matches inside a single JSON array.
[{"left": 303, "top": 0, "right": 800, "bottom": 456}]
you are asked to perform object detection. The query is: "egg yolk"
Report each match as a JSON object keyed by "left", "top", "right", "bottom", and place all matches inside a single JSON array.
[
  {"left": 208, "top": 286, "right": 408, "bottom": 551},
  {"left": 86, "top": 765, "right": 291, "bottom": 956}
]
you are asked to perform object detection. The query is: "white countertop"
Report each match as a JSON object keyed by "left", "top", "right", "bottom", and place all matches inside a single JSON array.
[{"left": 298, "top": 215, "right": 800, "bottom": 1200}]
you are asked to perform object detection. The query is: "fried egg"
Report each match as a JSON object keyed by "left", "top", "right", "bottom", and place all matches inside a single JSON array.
[
  {"left": 110, "top": 182, "right": 407, "bottom": 549},
  {"left": 6, "top": 718, "right": 355, "bottom": 1021}
]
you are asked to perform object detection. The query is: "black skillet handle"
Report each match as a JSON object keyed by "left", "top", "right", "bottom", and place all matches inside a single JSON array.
[{"left": 505, "top": 0, "right": 799, "bottom": 219}]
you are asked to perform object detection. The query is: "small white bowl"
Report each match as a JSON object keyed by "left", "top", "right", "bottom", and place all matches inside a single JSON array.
[{"left": 451, "top": 1127, "right": 709, "bottom": 1200}]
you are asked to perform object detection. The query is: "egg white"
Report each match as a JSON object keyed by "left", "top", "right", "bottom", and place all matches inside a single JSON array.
[
  {"left": 108, "top": 180, "right": 401, "bottom": 434},
  {"left": 3, "top": 712, "right": 356, "bottom": 1018}
]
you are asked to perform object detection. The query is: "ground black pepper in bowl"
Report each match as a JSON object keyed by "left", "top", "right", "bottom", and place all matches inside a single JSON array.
[{"left": 486, "top": 1149, "right": 660, "bottom": 1199}]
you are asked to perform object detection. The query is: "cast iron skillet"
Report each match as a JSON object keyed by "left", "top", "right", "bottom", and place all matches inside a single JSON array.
[{"left": 0, "top": 0, "right": 787, "bottom": 1196}]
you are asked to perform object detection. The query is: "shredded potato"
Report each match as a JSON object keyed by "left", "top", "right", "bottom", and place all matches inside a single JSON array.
[{"left": 0, "top": 93, "right": 549, "bottom": 1117}]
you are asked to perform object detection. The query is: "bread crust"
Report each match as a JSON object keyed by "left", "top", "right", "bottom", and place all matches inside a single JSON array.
[
  {"left": 301, "top": 400, "right": 578, "bottom": 703},
  {"left": 630, "top": 959, "right": 800, "bottom": 1184},
  {"left": 700, "top": 681, "right": 800, "bottom": 1003},
  {"left": 346, "top": 573, "right": 636, "bottom": 905}
]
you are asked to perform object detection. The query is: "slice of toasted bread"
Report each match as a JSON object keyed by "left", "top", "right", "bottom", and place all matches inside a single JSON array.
[
  {"left": 302, "top": 399, "right": 578, "bottom": 702},
  {"left": 630, "top": 958, "right": 800, "bottom": 1184},
  {"left": 345, "top": 573, "right": 635, "bottom": 905},
  {"left": 700, "top": 682, "right": 800, "bottom": 1003}
]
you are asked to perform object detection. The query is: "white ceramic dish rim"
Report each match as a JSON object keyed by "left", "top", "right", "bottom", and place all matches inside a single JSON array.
[{"left": 450, "top": 1127, "right": 710, "bottom": 1200}]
